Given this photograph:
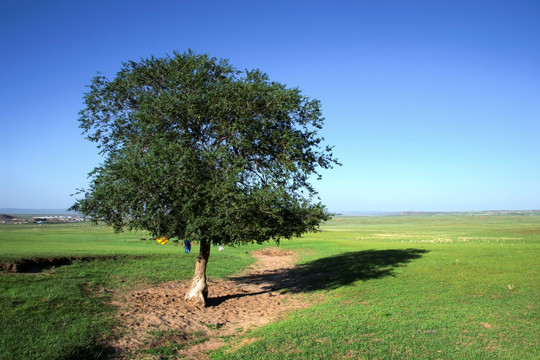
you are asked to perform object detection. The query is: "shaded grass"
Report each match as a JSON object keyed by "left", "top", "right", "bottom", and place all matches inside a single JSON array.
[
  {"left": 230, "top": 249, "right": 429, "bottom": 293},
  {"left": 0, "top": 269, "right": 113, "bottom": 360}
]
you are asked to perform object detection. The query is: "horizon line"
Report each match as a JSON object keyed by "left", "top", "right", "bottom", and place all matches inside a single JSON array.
[{"left": 1, "top": 208, "right": 538, "bottom": 215}]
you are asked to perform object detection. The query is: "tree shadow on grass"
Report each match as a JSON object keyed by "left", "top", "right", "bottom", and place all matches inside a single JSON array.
[{"left": 228, "top": 248, "right": 429, "bottom": 294}]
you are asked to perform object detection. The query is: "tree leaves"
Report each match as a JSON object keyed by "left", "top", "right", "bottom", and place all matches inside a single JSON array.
[{"left": 72, "top": 50, "right": 338, "bottom": 243}]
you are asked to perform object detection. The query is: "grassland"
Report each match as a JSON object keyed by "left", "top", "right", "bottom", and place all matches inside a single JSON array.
[
  {"left": 1, "top": 214, "right": 538, "bottom": 359},
  {"left": 0, "top": 223, "right": 256, "bottom": 359}
]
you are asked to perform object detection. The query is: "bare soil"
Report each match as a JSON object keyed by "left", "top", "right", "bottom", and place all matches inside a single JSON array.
[{"left": 109, "top": 249, "right": 314, "bottom": 359}]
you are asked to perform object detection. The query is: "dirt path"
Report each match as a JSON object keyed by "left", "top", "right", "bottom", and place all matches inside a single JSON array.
[{"left": 109, "top": 249, "right": 313, "bottom": 359}]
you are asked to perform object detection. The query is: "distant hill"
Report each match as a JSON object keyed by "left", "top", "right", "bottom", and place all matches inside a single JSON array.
[
  {"left": 335, "top": 211, "right": 400, "bottom": 216},
  {"left": 335, "top": 210, "right": 540, "bottom": 217},
  {"left": 0, "top": 208, "right": 79, "bottom": 215},
  {"left": 398, "top": 210, "right": 540, "bottom": 216}
]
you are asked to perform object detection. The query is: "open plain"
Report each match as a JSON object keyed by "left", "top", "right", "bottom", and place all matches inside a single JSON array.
[{"left": 1, "top": 213, "right": 538, "bottom": 359}]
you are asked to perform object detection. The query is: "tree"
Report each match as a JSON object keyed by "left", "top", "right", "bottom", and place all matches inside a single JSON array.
[{"left": 71, "top": 51, "right": 339, "bottom": 304}]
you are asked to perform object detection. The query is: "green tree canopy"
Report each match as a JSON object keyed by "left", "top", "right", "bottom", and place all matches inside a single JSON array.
[{"left": 72, "top": 51, "right": 338, "bottom": 303}]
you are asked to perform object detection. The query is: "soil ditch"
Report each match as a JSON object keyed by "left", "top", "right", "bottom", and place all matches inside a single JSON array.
[
  {"left": 0, "top": 256, "right": 123, "bottom": 273},
  {"left": 1, "top": 257, "right": 75, "bottom": 273}
]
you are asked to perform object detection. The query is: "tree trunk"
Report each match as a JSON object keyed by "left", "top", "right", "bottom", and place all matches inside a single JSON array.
[{"left": 185, "top": 239, "right": 211, "bottom": 305}]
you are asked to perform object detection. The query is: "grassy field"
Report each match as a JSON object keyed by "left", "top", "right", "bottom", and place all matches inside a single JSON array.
[
  {"left": 0, "top": 222, "right": 256, "bottom": 359},
  {"left": 1, "top": 214, "right": 538, "bottom": 359}
]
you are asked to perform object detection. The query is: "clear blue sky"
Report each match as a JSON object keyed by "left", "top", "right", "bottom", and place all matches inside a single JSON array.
[{"left": 1, "top": 0, "right": 538, "bottom": 212}]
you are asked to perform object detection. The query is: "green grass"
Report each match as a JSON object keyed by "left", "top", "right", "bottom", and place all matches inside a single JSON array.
[
  {"left": 1, "top": 222, "right": 169, "bottom": 261},
  {"left": 212, "top": 215, "right": 539, "bottom": 359},
  {"left": 1, "top": 215, "right": 538, "bottom": 359},
  {"left": 140, "top": 329, "right": 208, "bottom": 358},
  {"left": 0, "top": 222, "right": 256, "bottom": 360}
]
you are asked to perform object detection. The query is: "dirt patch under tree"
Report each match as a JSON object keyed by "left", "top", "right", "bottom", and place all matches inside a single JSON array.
[{"left": 109, "top": 249, "right": 316, "bottom": 359}]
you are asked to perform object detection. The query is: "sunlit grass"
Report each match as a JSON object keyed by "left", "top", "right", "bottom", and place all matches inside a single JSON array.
[{"left": 214, "top": 215, "right": 539, "bottom": 360}]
